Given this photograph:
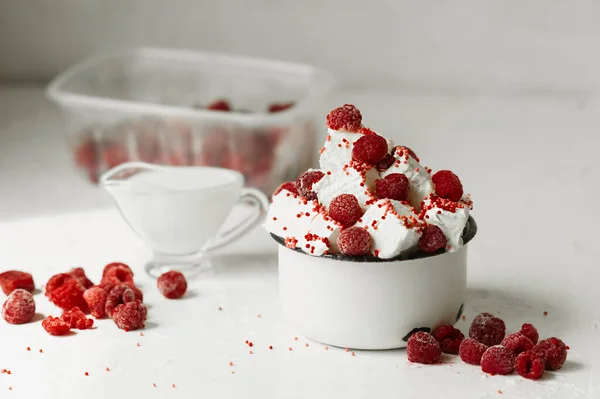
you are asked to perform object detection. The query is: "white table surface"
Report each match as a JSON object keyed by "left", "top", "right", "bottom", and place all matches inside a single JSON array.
[{"left": 0, "top": 85, "right": 599, "bottom": 398}]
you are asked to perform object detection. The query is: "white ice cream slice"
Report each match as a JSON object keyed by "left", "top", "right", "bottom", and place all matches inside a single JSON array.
[
  {"left": 303, "top": 210, "right": 342, "bottom": 256},
  {"left": 359, "top": 199, "right": 422, "bottom": 259},
  {"left": 381, "top": 147, "right": 434, "bottom": 209},
  {"left": 422, "top": 195, "right": 472, "bottom": 251},
  {"left": 312, "top": 162, "right": 379, "bottom": 211}
]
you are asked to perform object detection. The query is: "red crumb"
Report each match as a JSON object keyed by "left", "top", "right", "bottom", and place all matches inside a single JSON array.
[
  {"left": 352, "top": 134, "right": 388, "bottom": 165},
  {"left": 520, "top": 323, "right": 539, "bottom": 345},
  {"left": 273, "top": 181, "right": 298, "bottom": 197},
  {"left": 469, "top": 312, "right": 506, "bottom": 346},
  {"left": 42, "top": 316, "right": 71, "bottom": 336},
  {"left": 376, "top": 173, "right": 410, "bottom": 201},
  {"left": 140, "top": 332, "right": 144, "bottom": 336},
  {"left": 218, "top": 307, "right": 222, "bottom": 311},
  {"left": 172, "top": 384, "right": 176, "bottom": 388},
  {"left": 27, "top": 347, "right": 30, "bottom": 351},
  {"left": 0, "top": 270, "right": 35, "bottom": 295},
  {"left": 39, "top": 349, "right": 43, "bottom": 353},
  {"left": 207, "top": 99, "right": 231, "bottom": 111},
  {"left": 269, "top": 346, "right": 273, "bottom": 350},
  {"left": 153, "top": 383, "right": 157, "bottom": 388},
  {"left": 328, "top": 194, "right": 363, "bottom": 227},
  {"left": 515, "top": 350, "right": 546, "bottom": 379},
  {"left": 68, "top": 267, "right": 94, "bottom": 289},
  {"left": 462, "top": 315, "right": 466, "bottom": 320},
  {"left": 112, "top": 300, "right": 147, "bottom": 331},
  {"left": 288, "top": 347, "right": 293, "bottom": 351},
  {"left": 498, "top": 390, "right": 503, "bottom": 394},
  {"left": 481, "top": 345, "right": 516, "bottom": 375},
  {"left": 45, "top": 274, "right": 88, "bottom": 312},
  {"left": 249, "top": 351, "right": 253, "bottom": 355},
  {"left": 248, "top": 342, "right": 253, "bottom": 347},
  {"left": 351, "top": 352, "right": 355, "bottom": 356},
  {"left": 432, "top": 324, "right": 464, "bottom": 354},
  {"left": 407, "top": 332, "right": 442, "bottom": 364},
  {"left": 501, "top": 332, "right": 534, "bottom": 355},
  {"left": 326, "top": 104, "right": 362, "bottom": 132},
  {"left": 325, "top": 346, "right": 329, "bottom": 350},
  {"left": 532, "top": 337, "right": 568, "bottom": 370},
  {"left": 459, "top": 338, "right": 489, "bottom": 365},
  {"left": 543, "top": 311, "right": 548, "bottom": 316},
  {"left": 345, "top": 348, "right": 349, "bottom": 352},
  {"left": 84, "top": 372, "right": 89, "bottom": 376},
  {"left": 376, "top": 153, "right": 396, "bottom": 172},
  {"left": 432, "top": 170, "right": 464, "bottom": 202},
  {"left": 419, "top": 225, "right": 448, "bottom": 253},
  {"left": 294, "top": 336, "right": 298, "bottom": 340},
  {"left": 296, "top": 170, "right": 325, "bottom": 201},
  {"left": 83, "top": 286, "right": 109, "bottom": 318},
  {"left": 268, "top": 102, "right": 294, "bottom": 113},
  {"left": 2, "top": 289, "right": 35, "bottom": 324},
  {"left": 229, "top": 362, "right": 233, "bottom": 366},
  {"left": 337, "top": 227, "right": 372, "bottom": 256},
  {"left": 62, "top": 307, "right": 94, "bottom": 329},
  {"left": 106, "top": 367, "right": 110, "bottom": 372},
  {"left": 136, "top": 343, "right": 141, "bottom": 347},
  {"left": 257, "top": 314, "right": 261, "bottom": 318},
  {"left": 105, "top": 285, "right": 135, "bottom": 317},
  {"left": 305, "top": 343, "right": 309, "bottom": 347},
  {"left": 157, "top": 271, "right": 187, "bottom": 299}
]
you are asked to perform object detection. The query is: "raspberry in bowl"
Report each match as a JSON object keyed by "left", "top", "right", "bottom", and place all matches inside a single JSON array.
[{"left": 265, "top": 104, "right": 477, "bottom": 350}]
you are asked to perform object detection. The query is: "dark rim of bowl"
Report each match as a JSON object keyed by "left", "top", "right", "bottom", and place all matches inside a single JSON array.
[{"left": 270, "top": 216, "right": 477, "bottom": 263}]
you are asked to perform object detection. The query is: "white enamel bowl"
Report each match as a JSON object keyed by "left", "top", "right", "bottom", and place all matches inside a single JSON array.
[{"left": 275, "top": 217, "right": 477, "bottom": 350}]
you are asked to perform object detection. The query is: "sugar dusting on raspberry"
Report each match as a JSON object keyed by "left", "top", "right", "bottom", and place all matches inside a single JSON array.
[
  {"left": 481, "top": 345, "right": 516, "bottom": 375},
  {"left": 532, "top": 337, "right": 567, "bottom": 370},
  {"left": 459, "top": 338, "right": 489, "bottom": 365},
  {"left": 469, "top": 312, "right": 506, "bottom": 347},
  {"left": 296, "top": 170, "right": 325, "bottom": 201},
  {"left": 45, "top": 274, "right": 88, "bottom": 312},
  {"left": 42, "top": 315, "right": 71, "bottom": 336},
  {"left": 375, "top": 173, "right": 409, "bottom": 201},
  {"left": 83, "top": 287, "right": 108, "bottom": 319},
  {"left": 68, "top": 267, "right": 94, "bottom": 289},
  {"left": 326, "top": 104, "right": 362, "bottom": 132},
  {"left": 520, "top": 323, "right": 539, "bottom": 345},
  {"left": 515, "top": 350, "right": 546, "bottom": 379},
  {"left": 0, "top": 270, "right": 35, "bottom": 295},
  {"left": 501, "top": 332, "right": 534, "bottom": 355},
  {"left": 419, "top": 225, "right": 447, "bottom": 253},
  {"left": 61, "top": 307, "right": 94, "bottom": 330},
  {"left": 157, "top": 271, "right": 187, "bottom": 299},
  {"left": 407, "top": 331, "right": 442, "bottom": 364},
  {"left": 105, "top": 285, "right": 135, "bottom": 318},
  {"left": 432, "top": 324, "right": 464, "bottom": 354},
  {"left": 328, "top": 194, "right": 363, "bottom": 227},
  {"left": 352, "top": 134, "right": 388, "bottom": 165},
  {"left": 112, "top": 300, "right": 147, "bottom": 332},
  {"left": 2, "top": 289, "right": 35, "bottom": 324},
  {"left": 337, "top": 227, "right": 372, "bottom": 256},
  {"left": 432, "top": 170, "right": 464, "bottom": 202}
]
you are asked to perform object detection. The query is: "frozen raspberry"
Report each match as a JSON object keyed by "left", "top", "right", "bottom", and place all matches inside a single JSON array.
[
  {"left": 520, "top": 323, "right": 539, "bottom": 345},
  {"left": 83, "top": 287, "right": 108, "bottom": 318},
  {"left": 326, "top": 104, "right": 362, "bottom": 132},
  {"left": 432, "top": 170, "right": 464, "bottom": 202},
  {"left": 122, "top": 281, "right": 143, "bottom": 302},
  {"left": 432, "top": 324, "right": 464, "bottom": 354},
  {"left": 296, "top": 171, "right": 324, "bottom": 201},
  {"left": 273, "top": 181, "right": 298, "bottom": 197},
  {"left": 532, "top": 338, "right": 567, "bottom": 370},
  {"left": 268, "top": 102, "right": 294, "bottom": 113},
  {"left": 102, "top": 262, "right": 134, "bottom": 278},
  {"left": 207, "top": 99, "right": 231, "bottom": 111},
  {"left": 0, "top": 270, "right": 35, "bottom": 295},
  {"left": 46, "top": 274, "right": 88, "bottom": 312},
  {"left": 501, "top": 332, "right": 534, "bottom": 355},
  {"left": 42, "top": 315, "right": 71, "bottom": 336},
  {"left": 157, "top": 271, "right": 187, "bottom": 299},
  {"left": 2, "top": 289, "right": 35, "bottom": 324},
  {"left": 376, "top": 153, "right": 396, "bottom": 172},
  {"left": 68, "top": 267, "right": 94, "bottom": 289},
  {"left": 328, "top": 194, "right": 362, "bottom": 227},
  {"left": 101, "top": 263, "right": 134, "bottom": 286},
  {"left": 419, "top": 225, "right": 447, "bottom": 253},
  {"left": 112, "top": 300, "right": 147, "bottom": 331},
  {"left": 375, "top": 173, "right": 409, "bottom": 201},
  {"left": 407, "top": 331, "right": 442, "bottom": 364},
  {"left": 105, "top": 285, "right": 135, "bottom": 317},
  {"left": 459, "top": 338, "right": 489, "bottom": 365},
  {"left": 469, "top": 312, "right": 506, "bottom": 346},
  {"left": 337, "top": 227, "right": 372, "bottom": 256},
  {"left": 45, "top": 273, "right": 71, "bottom": 296},
  {"left": 481, "top": 345, "right": 516, "bottom": 375},
  {"left": 352, "top": 134, "right": 388, "bottom": 165},
  {"left": 515, "top": 350, "right": 546, "bottom": 380},
  {"left": 61, "top": 307, "right": 94, "bottom": 330}
]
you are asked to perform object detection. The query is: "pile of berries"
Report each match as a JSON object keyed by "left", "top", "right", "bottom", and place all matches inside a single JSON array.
[{"left": 406, "top": 312, "right": 568, "bottom": 380}]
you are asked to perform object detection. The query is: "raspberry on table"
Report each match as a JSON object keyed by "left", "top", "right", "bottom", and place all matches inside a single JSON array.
[
  {"left": 207, "top": 99, "right": 231, "bottom": 112},
  {"left": 157, "top": 271, "right": 187, "bottom": 299},
  {"left": 46, "top": 274, "right": 88, "bottom": 312},
  {"left": 375, "top": 173, "right": 409, "bottom": 201},
  {"left": 68, "top": 267, "right": 94, "bottom": 289},
  {"left": 273, "top": 181, "right": 299, "bottom": 197},
  {"left": 520, "top": 323, "right": 539, "bottom": 345},
  {"left": 0, "top": 270, "right": 35, "bottom": 295},
  {"left": 352, "top": 134, "right": 388, "bottom": 165},
  {"left": 469, "top": 312, "right": 506, "bottom": 346},
  {"left": 296, "top": 170, "right": 325, "bottom": 201},
  {"left": 83, "top": 287, "right": 109, "bottom": 319},
  {"left": 515, "top": 350, "right": 546, "bottom": 380},
  {"left": 101, "top": 263, "right": 134, "bottom": 285},
  {"left": 432, "top": 170, "right": 464, "bottom": 202},
  {"left": 122, "top": 281, "right": 144, "bottom": 302},
  {"left": 45, "top": 273, "right": 72, "bottom": 296},
  {"left": 501, "top": 332, "right": 534, "bottom": 355},
  {"left": 376, "top": 153, "right": 396, "bottom": 172},
  {"left": 113, "top": 300, "right": 147, "bottom": 331},
  {"left": 42, "top": 315, "right": 71, "bottom": 336},
  {"left": 459, "top": 338, "right": 489, "bottom": 365},
  {"left": 337, "top": 227, "right": 372, "bottom": 256},
  {"left": 407, "top": 331, "right": 442, "bottom": 364},
  {"left": 61, "top": 307, "right": 94, "bottom": 330},
  {"left": 532, "top": 337, "right": 567, "bottom": 370},
  {"left": 419, "top": 225, "right": 447, "bottom": 253},
  {"left": 105, "top": 285, "right": 136, "bottom": 317},
  {"left": 2, "top": 289, "right": 35, "bottom": 324},
  {"left": 432, "top": 324, "right": 464, "bottom": 354},
  {"left": 481, "top": 345, "right": 516, "bottom": 375},
  {"left": 328, "top": 194, "right": 363, "bottom": 227},
  {"left": 326, "top": 104, "right": 362, "bottom": 132}
]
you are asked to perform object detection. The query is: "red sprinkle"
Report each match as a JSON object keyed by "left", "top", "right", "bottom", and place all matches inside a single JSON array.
[
  {"left": 84, "top": 372, "right": 89, "bottom": 376},
  {"left": 269, "top": 346, "right": 273, "bottom": 350}
]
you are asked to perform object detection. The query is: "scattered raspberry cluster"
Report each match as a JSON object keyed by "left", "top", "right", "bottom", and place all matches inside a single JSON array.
[{"left": 406, "top": 312, "right": 569, "bottom": 381}]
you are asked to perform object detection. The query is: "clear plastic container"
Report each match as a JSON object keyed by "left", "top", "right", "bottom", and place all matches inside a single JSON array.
[{"left": 47, "top": 47, "right": 335, "bottom": 194}]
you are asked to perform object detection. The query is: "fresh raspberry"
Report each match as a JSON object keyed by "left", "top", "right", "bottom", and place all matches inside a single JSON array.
[
  {"left": 122, "top": 281, "right": 144, "bottom": 302},
  {"left": 375, "top": 173, "right": 409, "bottom": 201},
  {"left": 407, "top": 331, "right": 442, "bottom": 364},
  {"left": 432, "top": 170, "right": 464, "bottom": 202},
  {"left": 46, "top": 274, "right": 88, "bottom": 312},
  {"left": 105, "top": 285, "right": 135, "bottom": 317},
  {"left": 68, "top": 267, "right": 94, "bottom": 289},
  {"left": 481, "top": 345, "right": 516, "bottom": 375},
  {"left": 61, "top": 307, "right": 94, "bottom": 330},
  {"left": 157, "top": 271, "right": 187, "bottom": 299},
  {"left": 459, "top": 338, "right": 489, "bottom": 365},
  {"left": 352, "top": 134, "right": 388, "bottom": 165},
  {"left": 207, "top": 99, "right": 231, "bottom": 112},
  {"left": 469, "top": 312, "right": 506, "bottom": 346},
  {"left": 326, "top": 104, "right": 362, "bottom": 132},
  {"left": 376, "top": 153, "right": 396, "bottom": 172},
  {"left": 328, "top": 194, "right": 362, "bottom": 227},
  {"left": 268, "top": 102, "right": 294, "bottom": 113},
  {"left": 2, "top": 289, "right": 35, "bottom": 324},
  {"left": 515, "top": 350, "right": 546, "bottom": 380},
  {"left": 102, "top": 262, "right": 134, "bottom": 279},
  {"left": 418, "top": 225, "right": 447, "bottom": 253},
  {"left": 42, "top": 315, "right": 71, "bottom": 336},
  {"left": 520, "top": 323, "right": 539, "bottom": 345},
  {"left": 273, "top": 181, "right": 298, "bottom": 197},
  {"left": 0, "top": 270, "right": 35, "bottom": 295},
  {"left": 501, "top": 332, "right": 534, "bottom": 355},
  {"left": 532, "top": 338, "right": 567, "bottom": 370},
  {"left": 432, "top": 324, "right": 464, "bottom": 354},
  {"left": 83, "top": 287, "right": 108, "bottom": 319},
  {"left": 337, "top": 227, "right": 372, "bottom": 256},
  {"left": 112, "top": 300, "right": 147, "bottom": 331},
  {"left": 296, "top": 171, "right": 324, "bottom": 201}
]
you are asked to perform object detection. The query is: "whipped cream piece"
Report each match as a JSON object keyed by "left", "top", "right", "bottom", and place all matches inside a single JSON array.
[
  {"left": 360, "top": 199, "right": 421, "bottom": 259},
  {"left": 381, "top": 147, "right": 434, "bottom": 210},
  {"left": 422, "top": 195, "right": 472, "bottom": 252},
  {"left": 312, "top": 163, "right": 379, "bottom": 211}
]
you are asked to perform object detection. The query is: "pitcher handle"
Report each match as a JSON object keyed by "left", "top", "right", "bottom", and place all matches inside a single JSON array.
[{"left": 203, "top": 187, "right": 270, "bottom": 253}]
